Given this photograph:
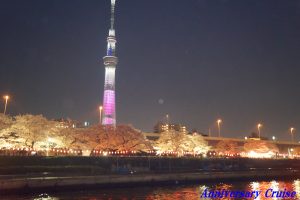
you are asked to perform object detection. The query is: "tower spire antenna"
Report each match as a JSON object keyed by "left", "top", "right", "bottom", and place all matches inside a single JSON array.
[{"left": 110, "top": 0, "right": 116, "bottom": 30}]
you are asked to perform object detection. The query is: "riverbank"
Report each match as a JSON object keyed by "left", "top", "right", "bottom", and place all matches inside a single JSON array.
[
  {"left": 1, "top": 156, "right": 300, "bottom": 194},
  {"left": 1, "top": 169, "right": 299, "bottom": 194},
  {"left": 1, "top": 156, "right": 300, "bottom": 175}
]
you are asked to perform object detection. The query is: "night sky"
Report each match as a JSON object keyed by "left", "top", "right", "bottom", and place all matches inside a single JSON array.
[{"left": 1, "top": 0, "right": 300, "bottom": 140}]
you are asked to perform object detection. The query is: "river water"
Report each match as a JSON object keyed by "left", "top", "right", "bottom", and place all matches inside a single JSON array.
[{"left": 4, "top": 179, "right": 300, "bottom": 200}]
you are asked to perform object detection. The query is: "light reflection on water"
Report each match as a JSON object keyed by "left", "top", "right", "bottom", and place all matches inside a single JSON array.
[{"left": 5, "top": 179, "right": 300, "bottom": 200}]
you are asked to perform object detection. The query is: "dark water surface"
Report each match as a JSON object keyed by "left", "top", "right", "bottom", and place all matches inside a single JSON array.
[{"left": 3, "top": 179, "right": 300, "bottom": 200}]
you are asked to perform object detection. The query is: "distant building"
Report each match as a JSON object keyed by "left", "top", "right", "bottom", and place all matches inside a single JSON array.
[
  {"left": 53, "top": 118, "right": 86, "bottom": 128},
  {"left": 154, "top": 121, "right": 187, "bottom": 133},
  {"left": 247, "top": 132, "right": 268, "bottom": 140}
]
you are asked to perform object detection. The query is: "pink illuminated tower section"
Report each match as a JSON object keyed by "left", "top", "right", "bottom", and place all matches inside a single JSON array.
[{"left": 102, "top": 0, "right": 117, "bottom": 126}]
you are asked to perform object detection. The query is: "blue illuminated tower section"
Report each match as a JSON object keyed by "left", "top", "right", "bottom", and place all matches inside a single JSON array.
[{"left": 102, "top": 0, "right": 117, "bottom": 126}]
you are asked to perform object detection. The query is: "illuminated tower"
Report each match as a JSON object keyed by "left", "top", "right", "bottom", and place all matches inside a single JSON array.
[{"left": 102, "top": 0, "right": 117, "bottom": 126}]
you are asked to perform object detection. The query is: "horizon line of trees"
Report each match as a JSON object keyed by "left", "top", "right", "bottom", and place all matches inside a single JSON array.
[{"left": 0, "top": 114, "right": 290, "bottom": 157}]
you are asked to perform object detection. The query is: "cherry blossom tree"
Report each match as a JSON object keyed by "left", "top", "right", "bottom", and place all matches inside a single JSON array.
[
  {"left": 0, "top": 114, "right": 63, "bottom": 149},
  {"left": 60, "top": 124, "right": 153, "bottom": 153},
  {"left": 98, "top": 125, "right": 152, "bottom": 152},
  {"left": 0, "top": 114, "right": 17, "bottom": 148},
  {"left": 0, "top": 114, "right": 13, "bottom": 130},
  {"left": 0, "top": 114, "right": 153, "bottom": 153},
  {"left": 243, "top": 140, "right": 279, "bottom": 158},
  {"left": 215, "top": 140, "right": 240, "bottom": 154},
  {"left": 154, "top": 130, "right": 210, "bottom": 156}
]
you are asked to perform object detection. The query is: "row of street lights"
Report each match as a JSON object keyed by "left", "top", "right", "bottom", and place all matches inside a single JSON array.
[
  {"left": 215, "top": 119, "right": 296, "bottom": 142},
  {"left": 3, "top": 98, "right": 296, "bottom": 142},
  {"left": 2, "top": 97, "right": 104, "bottom": 124},
  {"left": 2, "top": 95, "right": 104, "bottom": 124},
  {"left": 161, "top": 115, "right": 295, "bottom": 142}
]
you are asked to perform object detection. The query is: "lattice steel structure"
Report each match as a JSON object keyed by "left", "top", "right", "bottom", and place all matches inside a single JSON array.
[{"left": 102, "top": 0, "right": 118, "bottom": 126}]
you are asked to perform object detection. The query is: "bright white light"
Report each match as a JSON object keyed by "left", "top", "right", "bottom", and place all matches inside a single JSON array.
[
  {"left": 270, "top": 180, "right": 279, "bottom": 200},
  {"left": 293, "top": 180, "right": 300, "bottom": 199},
  {"left": 247, "top": 151, "right": 275, "bottom": 158},
  {"left": 251, "top": 181, "right": 260, "bottom": 199}
]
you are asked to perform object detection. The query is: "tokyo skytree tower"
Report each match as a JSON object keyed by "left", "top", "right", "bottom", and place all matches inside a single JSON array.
[{"left": 102, "top": 0, "right": 117, "bottom": 126}]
